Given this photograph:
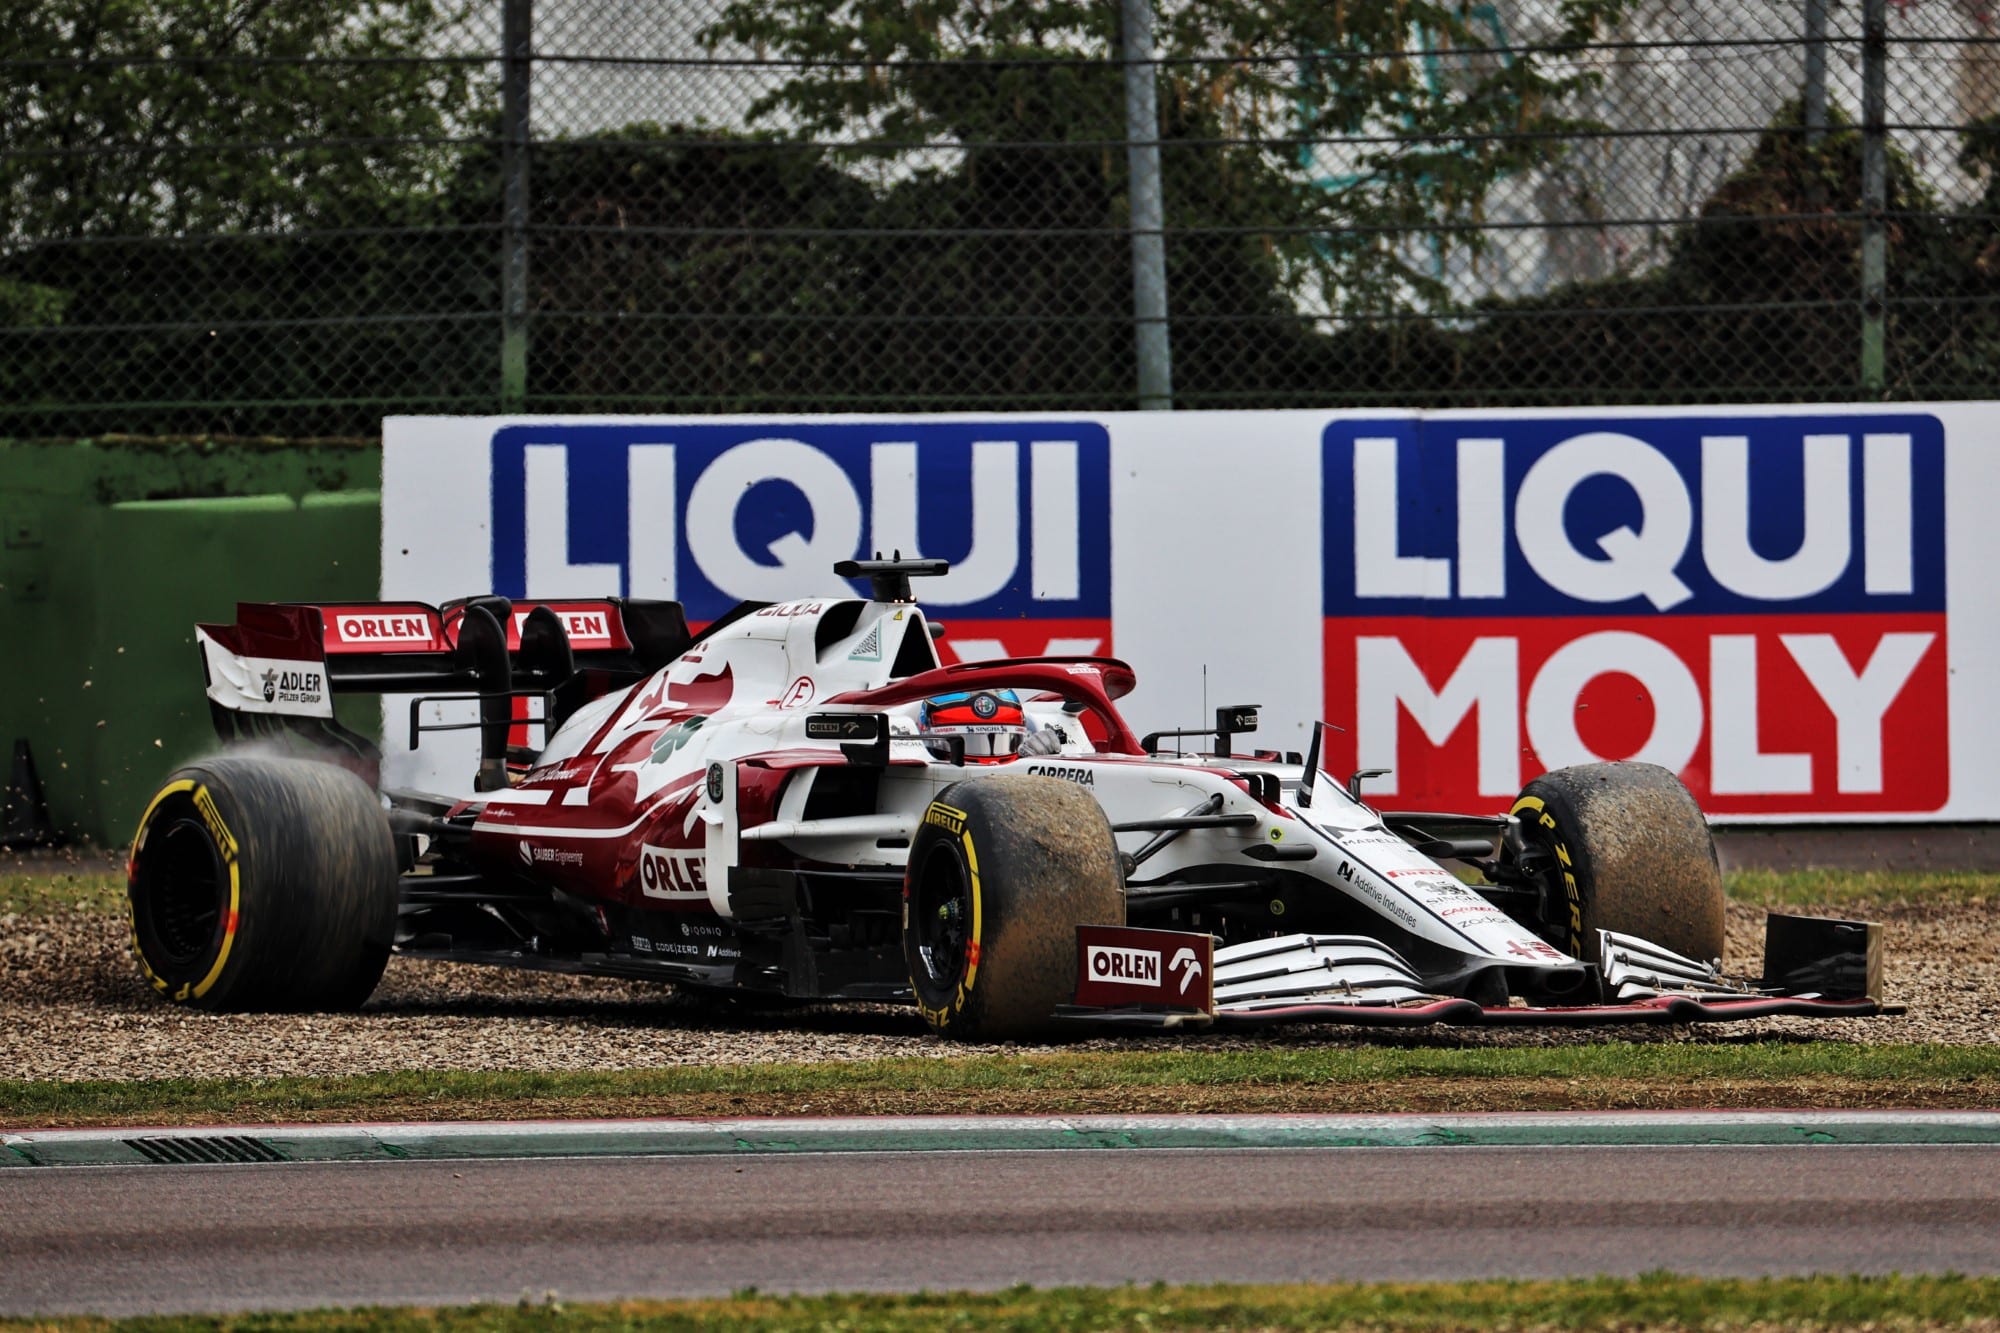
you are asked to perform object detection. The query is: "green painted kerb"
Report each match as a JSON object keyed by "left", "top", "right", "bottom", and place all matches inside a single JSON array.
[{"left": 7, "top": 1113, "right": 2000, "bottom": 1167}]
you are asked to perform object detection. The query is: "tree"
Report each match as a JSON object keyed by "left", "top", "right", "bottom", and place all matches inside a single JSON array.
[
  {"left": 1, "top": 0, "right": 480, "bottom": 239},
  {"left": 701, "top": 0, "right": 1633, "bottom": 322},
  {"left": 0, "top": 0, "right": 487, "bottom": 435}
]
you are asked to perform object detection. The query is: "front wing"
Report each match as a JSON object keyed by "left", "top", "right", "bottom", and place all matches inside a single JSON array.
[{"left": 1062, "top": 916, "right": 1893, "bottom": 1030}]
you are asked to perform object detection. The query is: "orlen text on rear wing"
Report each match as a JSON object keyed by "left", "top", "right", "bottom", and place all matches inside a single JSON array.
[{"left": 194, "top": 597, "right": 690, "bottom": 789}]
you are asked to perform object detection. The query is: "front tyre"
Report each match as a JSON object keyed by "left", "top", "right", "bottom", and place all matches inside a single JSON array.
[
  {"left": 128, "top": 753, "right": 398, "bottom": 1011},
  {"left": 1508, "top": 761, "right": 1724, "bottom": 966},
  {"left": 903, "top": 774, "right": 1124, "bottom": 1041}
]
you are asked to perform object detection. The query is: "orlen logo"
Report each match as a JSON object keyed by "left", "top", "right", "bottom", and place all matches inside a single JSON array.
[
  {"left": 1321, "top": 414, "right": 1949, "bottom": 815},
  {"left": 334, "top": 613, "right": 432, "bottom": 646},
  {"left": 639, "top": 843, "right": 708, "bottom": 900},
  {"left": 512, "top": 607, "right": 611, "bottom": 646},
  {"left": 487, "top": 423, "right": 1113, "bottom": 639},
  {"left": 1085, "top": 945, "right": 1161, "bottom": 986}
]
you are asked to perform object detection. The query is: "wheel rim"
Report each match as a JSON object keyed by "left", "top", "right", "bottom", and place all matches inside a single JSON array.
[
  {"left": 910, "top": 841, "right": 970, "bottom": 992},
  {"left": 135, "top": 816, "right": 228, "bottom": 970}
]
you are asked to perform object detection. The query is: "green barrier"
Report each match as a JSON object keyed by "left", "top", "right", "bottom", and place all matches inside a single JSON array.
[{"left": 0, "top": 439, "right": 381, "bottom": 845}]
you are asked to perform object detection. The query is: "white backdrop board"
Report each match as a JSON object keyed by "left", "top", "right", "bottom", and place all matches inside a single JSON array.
[{"left": 383, "top": 405, "right": 2000, "bottom": 821}]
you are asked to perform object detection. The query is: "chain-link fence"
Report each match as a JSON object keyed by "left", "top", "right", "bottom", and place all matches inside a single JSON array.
[{"left": 3, "top": 0, "right": 1996, "bottom": 438}]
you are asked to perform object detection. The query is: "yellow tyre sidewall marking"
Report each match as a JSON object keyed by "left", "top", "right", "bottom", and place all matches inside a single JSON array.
[
  {"left": 1509, "top": 794, "right": 1584, "bottom": 958},
  {"left": 129, "top": 778, "right": 243, "bottom": 1003},
  {"left": 912, "top": 804, "right": 984, "bottom": 1032},
  {"left": 956, "top": 830, "right": 983, "bottom": 1011}
]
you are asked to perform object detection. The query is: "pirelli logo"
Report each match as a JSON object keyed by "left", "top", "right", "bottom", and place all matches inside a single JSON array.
[
  {"left": 923, "top": 801, "right": 967, "bottom": 836},
  {"left": 193, "top": 785, "right": 238, "bottom": 864}
]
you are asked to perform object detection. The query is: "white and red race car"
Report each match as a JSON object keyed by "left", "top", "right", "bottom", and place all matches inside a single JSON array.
[{"left": 128, "top": 557, "right": 1886, "bottom": 1039}]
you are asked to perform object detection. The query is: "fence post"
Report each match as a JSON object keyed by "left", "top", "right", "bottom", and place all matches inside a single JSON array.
[
  {"left": 1803, "top": 0, "right": 1829, "bottom": 145},
  {"left": 1860, "top": 0, "right": 1888, "bottom": 393},
  {"left": 500, "top": 0, "right": 532, "bottom": 411},
  {"left": 1121, "top": 0, "right": 1173, "bottom": 410}
]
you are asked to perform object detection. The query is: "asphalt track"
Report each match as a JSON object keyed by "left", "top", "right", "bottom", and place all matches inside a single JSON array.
[{"left": 5, "top": 1114, "right": 2000, "bottom": 1316}]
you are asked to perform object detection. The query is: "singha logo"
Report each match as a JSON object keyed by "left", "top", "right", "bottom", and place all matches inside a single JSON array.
[{"left": 261, "top": 668, "right": 277, "bottom": 703}]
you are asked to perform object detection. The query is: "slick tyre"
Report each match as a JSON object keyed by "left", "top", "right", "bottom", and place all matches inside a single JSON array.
[
  {"left": 903, "top": 773, "right": 1125, "bottom": 1041},
  {"left": 1509, "top": 761, "right": 1724, "bottom": 967},
  {"left": 128, "top": 753, "right": 398, "bottom": 1011}
]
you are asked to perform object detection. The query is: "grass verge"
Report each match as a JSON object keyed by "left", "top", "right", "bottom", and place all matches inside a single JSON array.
[
  {"left": 1726, "top": 868, "right": 2000, "bottom": 909},
  {"left": 0, "top": 868, "right": 122, "bottom": 916},
  {"left": 5, "top": 1043, "right": 1997, "bottom": 1129},
  {"left": 4, "top": 1274, "right": 1999, "bottom": 1331}
]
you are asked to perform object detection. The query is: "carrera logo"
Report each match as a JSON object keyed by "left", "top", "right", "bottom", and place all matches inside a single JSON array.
[
  {"left": 640, "top": 844, "right": 708, "bottom": 899},
  {"left": 1025, "top": 764, "right": 1094, "bottom": 786},
  {"left": 1085, "top": 945, "right": 1160, "bottom": 986},
  {"left": 335, "top": 613, "right": 431, "bottom": 645}
]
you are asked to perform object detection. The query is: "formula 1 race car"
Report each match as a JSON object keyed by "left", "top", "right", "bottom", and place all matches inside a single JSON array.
[{"left": 127, "top": 557, "right": 1887, "bottom": 1039}]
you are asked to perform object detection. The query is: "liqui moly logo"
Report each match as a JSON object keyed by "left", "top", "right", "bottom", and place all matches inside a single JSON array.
[
  {"left": 1322, "top": 414, "right": 1948, "bottom": 814},
  {"left": 486, "top": 424, "right": 1112, "bottom": 644}
]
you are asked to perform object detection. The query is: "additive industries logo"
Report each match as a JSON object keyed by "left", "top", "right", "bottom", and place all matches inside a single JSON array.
[
  {"left": 486, "top": 421, "right": 1113, "bottom": 663},
  {"left": 1320, "top": 413, "right": 1949, "bottom": 815}
]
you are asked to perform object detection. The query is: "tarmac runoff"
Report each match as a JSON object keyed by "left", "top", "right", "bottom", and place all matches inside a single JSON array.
[{"left": 6, "top": 1110, "right": 2000, "bottom": 1167}]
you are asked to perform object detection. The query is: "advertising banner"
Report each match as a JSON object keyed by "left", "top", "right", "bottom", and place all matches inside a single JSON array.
[{"left": 383, "top": 405, "right": 2000, "bottom": 820}]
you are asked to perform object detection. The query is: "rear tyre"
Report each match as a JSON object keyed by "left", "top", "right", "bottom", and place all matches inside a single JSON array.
[
  {"left": 1508, "top": 761, "right": 1724, "bottom": 966},
  {"left": 903, "top": 773, "right": 1125, "bottom": 1041},
  {"left": 128, "top": 753, "right": 398, "bottom": 1011}
]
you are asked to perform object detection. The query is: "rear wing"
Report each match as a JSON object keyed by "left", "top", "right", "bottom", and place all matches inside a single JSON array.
[{"left": 195, "top": 597, "right": 691, "bottom": 789}]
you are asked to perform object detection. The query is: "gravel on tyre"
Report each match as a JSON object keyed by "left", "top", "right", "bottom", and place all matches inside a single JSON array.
[
  {"left": 903, "top": 772, "right": 1125, "bottom": 1041},
  {"left": 1510, "top": 760, "right": 1725, "bottom": 967},
  {"left": 128, "top": 752, "right": 399, "bottom": 1012}
]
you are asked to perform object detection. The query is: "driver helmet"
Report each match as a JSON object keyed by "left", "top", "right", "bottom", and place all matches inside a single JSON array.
[{"left": 920, "top": 689, "right": 1028, "bottom": 763}]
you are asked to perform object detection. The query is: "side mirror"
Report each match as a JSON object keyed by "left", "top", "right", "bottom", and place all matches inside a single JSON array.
[{"left": 1347, "top": 767, "right": 1390, "bottom": 801}]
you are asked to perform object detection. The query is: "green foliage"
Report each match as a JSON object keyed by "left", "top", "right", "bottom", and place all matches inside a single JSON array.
[
  {"left": 678, "top": 0, "right": 1639, "bottom": 408},
  {"left": 0, "top": 0, "right": 491, "bottom": 435},
  {"left": 1, "top": 2, "right": 1996, "bottom": 426},
  {"left": 0, "top": 0, "right": 483, "bottom": 239},
  {"left": 1322, "top": 97, "right": 2000, "bottom": 406}
]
